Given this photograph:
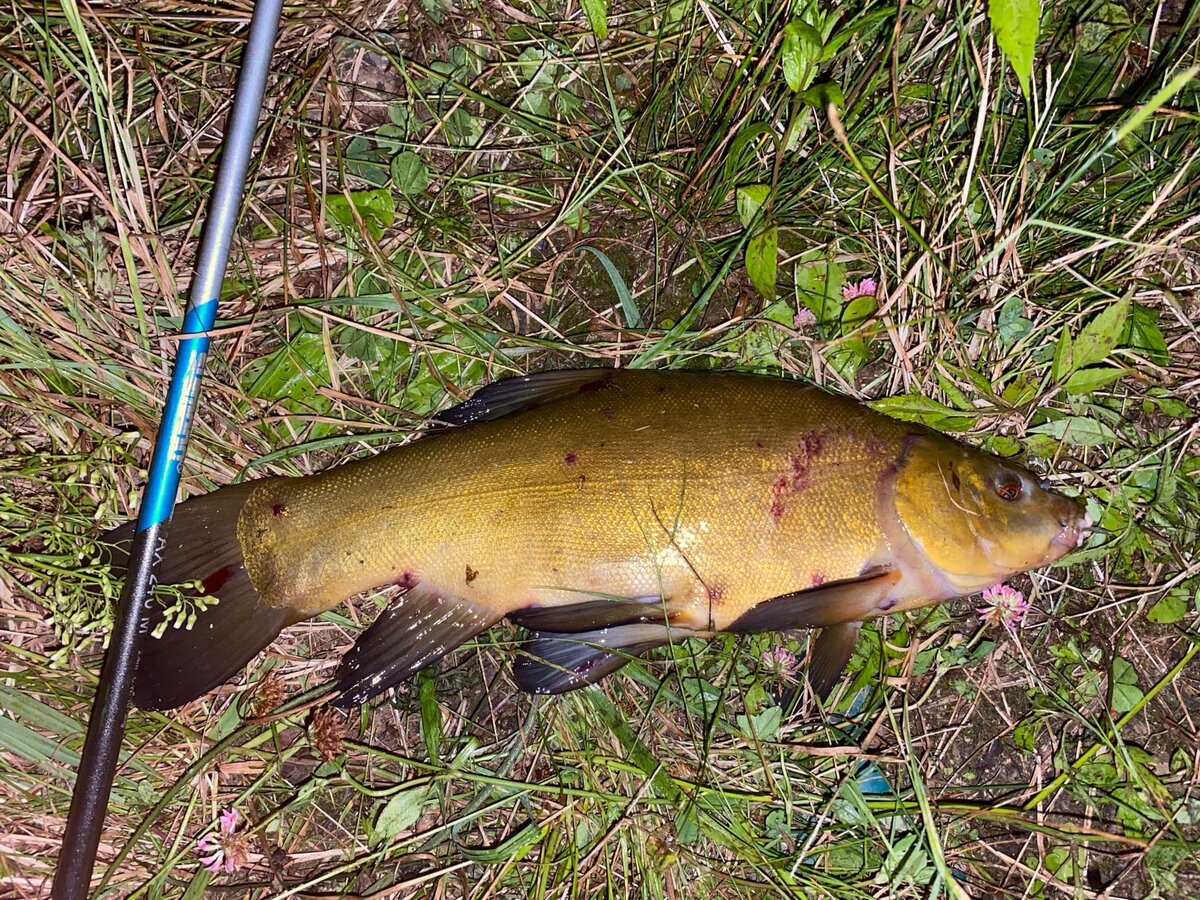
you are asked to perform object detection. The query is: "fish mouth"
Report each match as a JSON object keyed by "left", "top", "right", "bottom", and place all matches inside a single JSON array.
[{"left": 1051, "top": 510, "right": 1093, "bottom": 554}]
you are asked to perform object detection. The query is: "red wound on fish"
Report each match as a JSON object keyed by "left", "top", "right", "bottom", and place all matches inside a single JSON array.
[
  {"left": 879, "top": 597, "right": 898, "bottom": 611},
  {"left": 564, "top": 451, "right": 578, "bottom": 464},
  {"left": 810, "top": 571, "right": 825, "bottom": 586},
  {"left": 465, "top": 565, "right": 478, "bottom": 585},
  {"left": 397, "top": 570, "right": 417, "bottom": 589},
  {"left": 272, "top": 502, "right": 287, "bottom": 517},
  {"left": 768, "top": 434, "right": 824, "bottom": 522},
  {"left": 707, "top": 584, "right": 724, "bottom": 602},
  {"left": 201, "top": 565, "right": 232, "bottom": 595}
]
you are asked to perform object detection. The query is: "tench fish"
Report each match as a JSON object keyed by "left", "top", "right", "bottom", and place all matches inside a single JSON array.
[{"left": 110, "top": 368, "right": 1089, "bottom": 710}]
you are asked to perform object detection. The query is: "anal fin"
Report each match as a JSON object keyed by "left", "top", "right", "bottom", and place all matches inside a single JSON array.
[
  {"left": 513, "top": 623, "right": 675, "bottom": 694},
  {"left": 332, "top": 586, "right": 500, "bottom": 707}
]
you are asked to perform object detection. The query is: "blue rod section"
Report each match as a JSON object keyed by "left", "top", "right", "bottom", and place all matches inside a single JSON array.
[{"left": 53, "top": 1, "right": 283, "bottom": 896}]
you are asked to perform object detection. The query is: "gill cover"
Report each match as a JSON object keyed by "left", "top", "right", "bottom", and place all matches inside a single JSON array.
[{"left": 892, "top": 434, "right": 1083, "bottom": 593}]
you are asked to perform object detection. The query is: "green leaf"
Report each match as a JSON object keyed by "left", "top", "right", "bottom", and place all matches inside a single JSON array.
[
  {"left": 244, "top": 332, "right": 329, "bottom": 402},
  {"left": 781, "top": 20, "right": 823, "bottom": 92},
  {"left": 997, "top": 295, "right": 1033, "bottom": 346},
  {"left": 1029, "top": 416, "right": 1118, "bottom": 447},
  {"left": 746, "top": 225, "right": 778, "bottom": 300},
  {"left": 461, "top": 822, "right": 547, "bottom": 863},
  {"left": 373, "top": 786, "right": 431, "bottom": 847},
  {"left": 989, "top": 0, "right": 1041, "bottom": 98},
  {"left": 1063, "top": 367, "right": 1125, "bottom": 395},
  {"left": 1051, "top": 325, "right": 1076, "bottom": 381},
  {"left": 841, "top": 295, "right": 875, "bottom": 332},
  {"left": 1111, "top": 66, "right": 1198, "bottom": 148},
  {"left": 391, "top": 151, "right": 429, "bottom": 194},
  {"left": 580, "top": 0, "right": 608, "bottom": 39},
  {"left": 796, "top": 81, "right": 844, "bottom": 109},
  {"left": 736, "top": 184, "right": 770, "bottom": 228},
  {"left": 1074, "top": 295, "right": 1131, "bottom": 368},
  {"left": 1111, "top": 656, "right": 1144, "bottom": 713},
  {"left": 793, "top": 255, "right": 844, "bottom": 328},
  {"left": 871, "top": 394, "right": 978, "bottom": 431},
  {"left": 1125, "top": 304, "right": 1169, "bottom": 365},
  {"left": 325, "top": 189, "right": 395, "bottom": 242},
  {"left": 418, "top": 669, "right": 441, "bottom": 764},
  {"left": 578, "top": 246, "right": 642, "bottom": 328},
  {"left": 1146, "top": 592, "right": 1188, "bottom": 624}
]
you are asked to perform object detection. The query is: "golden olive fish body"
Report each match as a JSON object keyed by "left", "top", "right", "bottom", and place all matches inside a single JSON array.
[{"left": 121, "top": 369, "right": 1088, "bottom": 709}]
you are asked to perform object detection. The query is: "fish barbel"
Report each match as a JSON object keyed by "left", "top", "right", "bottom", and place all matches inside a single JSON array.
[{"left": 110, "top": 368, "right": 1089, "bottom": 709}]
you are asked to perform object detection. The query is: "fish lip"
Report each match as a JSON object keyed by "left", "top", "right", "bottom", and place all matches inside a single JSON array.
[{"left": 1051, "top": 510, "right": 1093, "bottom": 553}]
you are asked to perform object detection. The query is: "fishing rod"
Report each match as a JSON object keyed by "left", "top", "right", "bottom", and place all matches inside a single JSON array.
[{"left": 53, "top": 1, "right": 283, "bottom": 895}]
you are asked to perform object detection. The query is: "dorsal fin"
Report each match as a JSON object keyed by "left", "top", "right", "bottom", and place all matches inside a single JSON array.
[{"left": 431, "top": 369, "right": 621, "bottom": 427}]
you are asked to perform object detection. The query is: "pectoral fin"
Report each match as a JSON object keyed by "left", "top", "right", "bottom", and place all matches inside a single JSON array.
[
  {"left": 726, "top": 567, "right": 899, "bottom": 633},
  {"left": 807, "top": 621, "right": 862, "bottom": 701},
  {"left": 333, "top": 586, "right": 500, "bottom": 707}
]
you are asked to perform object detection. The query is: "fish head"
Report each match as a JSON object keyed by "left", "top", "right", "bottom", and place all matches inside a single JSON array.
[{"left": 891, "top": 434, "right": 1090, "bottom": 595}]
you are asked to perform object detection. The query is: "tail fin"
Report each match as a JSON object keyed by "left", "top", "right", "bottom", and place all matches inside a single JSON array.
[{"left": 101, "top": 480, "right": 291, "bottom": 710}]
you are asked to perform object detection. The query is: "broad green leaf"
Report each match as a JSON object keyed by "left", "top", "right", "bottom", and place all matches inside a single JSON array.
[
  {"left": 1074, "top": 295, "right": 1130, "bottom": 368},
  {"left": 871, "top": 394, "right": 978, "bottom": 431},
  {"left": 344, "top": 135, "right": 390, "bottom": 186},
  {"left": 1125, "top": 303, "right": 1169, "bottom": 364},
  {"left": 1146, "top": 592, "right": 1188, "bottom": 624},
  {"left": 746, "top": 225, "right": 778, "bottom": 300},
  {"left": 781, "top": 20, "right": 823, "bottom": 92},
  {"left": 1077, "top": 2, "right": 1131, "bottom": 54},
  {"left": 373, "top": 786, "right": 431, "bottom": 846},
  {"left": 997, "top": 295, "right": 1033, "bottom": 346},
  {"left": 984, "top": 434, "right": 1023, "bottom": 456},
  {"left": 794, "top": 255, "right": 844, "bottom": 327},
  {"left": 1063, "top": 367, "right": 1125, "bottom": 395},
  {"left": 737, "top": 705, "right": 782, "bottom": 741},
  {"left": 736, "top": 184, "right": 770, "bottom": 227},
  {"left": 391, "top": 151, "right": 429, "bottom": 194},
  {"left": 325, "top": 189, "right": 395, "bottom": 241},
  {"left": 580, "top": 0, "right": 608, "bottom": 40},
  {"left": 989, "top": 0, "right": 1041, "bottom": 97},
  {"left": 1029, "top": 416, "right": 1118, "bottom": 447},
  {"left": 1002, "top": 375, "right": 1038, "bottom": 407},
  {"left": 841, "top": 295, "right": 876, "bottom": 332},
  {"left": 1111, "top": 657, "right": 1144, "bottom": 713},
  {"left": 797, "top": 81, "right": 845, "bottom": 109}
]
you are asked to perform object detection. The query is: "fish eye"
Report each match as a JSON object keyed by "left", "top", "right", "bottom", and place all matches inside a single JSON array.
[{"left": 991, "top": 470, "right": 1023, "bottom": 502}]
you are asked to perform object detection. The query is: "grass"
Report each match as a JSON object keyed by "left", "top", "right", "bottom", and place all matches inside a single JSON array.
[{"left": 2, "top": 0, "right": 1199, "bottom": 896}]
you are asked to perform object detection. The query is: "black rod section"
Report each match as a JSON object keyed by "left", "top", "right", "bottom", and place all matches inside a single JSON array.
[{"left": 53, "top": 1, "right": 283, "bottom": 895}]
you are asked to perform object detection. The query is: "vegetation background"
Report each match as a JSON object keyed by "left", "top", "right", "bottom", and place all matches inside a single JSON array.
[{"left": 1, "top": 0, "right": 1198, "bottom": 896}]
